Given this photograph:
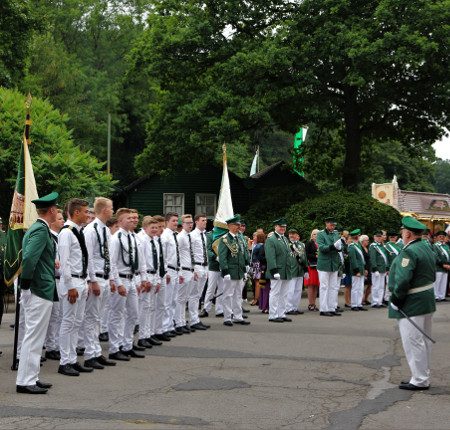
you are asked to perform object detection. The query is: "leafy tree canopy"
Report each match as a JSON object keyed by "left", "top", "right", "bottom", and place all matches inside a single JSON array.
[
  {"left": 0, "top": 87, "right": 115, "bottom": 221},
  {"left": 433, "top": 159, "right": 450, "bottom": 194},
  {"left": 130, "top": 0, "right": 449, "bottom": 189}
]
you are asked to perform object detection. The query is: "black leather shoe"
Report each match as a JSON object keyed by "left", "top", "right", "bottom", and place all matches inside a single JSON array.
[
  {"left": 58, "top": 364, "right": 80, "bottom": 376},
  {"left": 269, "top": 318, "right": 284, "bottom": 322},
  {"left": 163, "top": 331, "right": 176, "bottom": 338},
  {"left": 72, "top": 361, "right": 93, "bottom": 372},
  {"left": 199, "top": 321, "right": 211, "bottom": 329},
  {"left": 76, "top": 347, "right": 85, "bottom": 356},
  {"left": 190, "top": 323, "right": 207, "bottom": 330},
  {"left": 148, "top": 336, "right": 163, "bottom": 345},
  {"left": 133, "top": 343, "right": 146, "bottom": 351},
  {"left": 40, "top": 356, "right": 47, "bottom": 362},
  {"left": 109, "top": 351, "right": 130, "bottom": 361},
  {"left": 320, "top": 312, "right": 335, "bottom": 316},
  {"left": 281, "top": 317, "right": 292, "bottom": 322},
  {"left": 401, "top": 380, "right": 410, "bottom": 385},
  {"left": 335, "top": 307, "right": 343, "bottom": 313},
  {"left": 199, "top": 310, "right": 209, "bottom": 318},
  {"left": 180, "top": 326, "right": 191, "bottom": 334},
  {"left": 399, "top": 383, "right": 429, "bottom": 391},
  {"left": 331, "top": 312, "right": 342, "bottom": 316},
  {"left": 84, "top": 358, "right": 104, "bottom": 369},
  {"left": 96, "top": 355, "right": 116, "bottom": 366},
  {"left": 242, "top": 314, "right": 248, "bottom": 319},
  {"left": 351, "top": 307, "right": 360, "bottom": 311},
  {"left": 122, "top": 349, "right": 145, "bottom": 358},
  {"left": 17, "top": 384, "right": 48, "bottom": 394},
  {"left": 286, "top": 311, "right": 297, "bottom": 315},
  {"left": 296, "top": 311, "right": 304, "bottom": 315},
  {"left": 187, "top": 325, "right": 196, "bottom": 332},
  {"left": 344, "top": 304, "right": 351, "bottom": 308},
  {"left": 155, "top": 334, "right": 171, "bottom": 342},
  {"left": 36, "top": 380, "right": 52, "bottom": 389},
  {"left": 45, "top": 350, "right": 60, "bottom": 360},
  {"left": 134, "top": 324, "right": 139, "bottom": 334},
  {"left": 358, "top": 307, "right": 368, "bottom": 311},
  {"left": 234, "top": 320, "right": 251, "bottom": 325},
  {"left": 99, "top": 332, "right": 109, "bottom": 342},
  {"left": 223, "top": 321, "right": 233, "bottom": 326},
  {"left": 242, "top": 307, "right": 250, "bottom": 313},
  {"left": 215, "top": 313, "right": 224, "bottom": 318},
  {"left": 138, "top": 339, "right": 153, "bottom": 348}
]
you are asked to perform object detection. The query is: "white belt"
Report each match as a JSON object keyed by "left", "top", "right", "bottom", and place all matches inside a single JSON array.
[{"left": 406, "top": 284, "right": 434, "bottom": 295}]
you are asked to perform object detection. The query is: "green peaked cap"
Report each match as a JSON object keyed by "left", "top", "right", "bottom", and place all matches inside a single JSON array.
[
  {"left": 31, "top": 192, "right": 59, "bottom": 209},
  {"left": 349, "top": 229, "right": 361, "bottom": 236},
  {"left": 401, "top": 216, "right": 427, "bottom": 233},
  {"left": 273, "top": 218, "right": 288, "bottom": 226},
  {"left": 225, "top": 214, "right": 241, "bottom": 225}
]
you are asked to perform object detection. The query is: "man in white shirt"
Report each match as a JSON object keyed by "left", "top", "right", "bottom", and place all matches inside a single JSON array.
[
  {"left": 175, "top": 214, "right": 195, "bottom": 334},
  {"left": 160, "top": 212, "right": 182, "bottom": 338},
  {"left": 108, "top": 208, "right": 145, "bottom": 361},
  {"left": 44, "top": 209, "right": 65, "bottom": 361},
  {"left": 188, "top": 214, "right": 210, "bottom": 331},
  {"left": 58, "top": 198, "right": 93, "bottom": 376},
  {"left": 82, "top": 197, "right": 117, "bottom": 369},
  {"left": 136, "top": 216, "right": 161, "bottom": 348}
]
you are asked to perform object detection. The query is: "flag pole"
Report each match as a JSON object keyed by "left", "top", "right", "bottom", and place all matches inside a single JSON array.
[{"left": 11, "top": 94, "right": 33, "bottom": 371}]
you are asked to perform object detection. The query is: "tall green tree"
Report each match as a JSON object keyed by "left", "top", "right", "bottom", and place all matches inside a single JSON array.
[
  {"left": 433, "top": 159, "right": 450, "bottom": 194},
  {"left": 0, "top": 0, "right": 40, "bottom": 87},
  {"left": 130, "top": 0, "right": 449, "bottom": 189},
  {"left": 0, "top": 87, "right": 115, "bottom": 221}
]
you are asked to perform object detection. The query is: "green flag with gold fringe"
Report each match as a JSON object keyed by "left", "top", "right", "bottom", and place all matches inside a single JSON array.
[{"left": 4, "top": 94, "right": 39, "bottom": 286}]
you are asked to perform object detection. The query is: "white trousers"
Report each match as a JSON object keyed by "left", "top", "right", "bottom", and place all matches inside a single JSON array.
[
  {"left": 175, "top": 270, "right": 193, "bottom": 327},
  {"left": 16, "top": 292, "right": 53, "bottom": 386},
  {"left": 269, "top": 279, "right": 289, "bottom": 320},
  {"left": 434, "top": 272, "right": 448, "bottom": 300},
  {"left": 371, "top": 272, "right": 386, "bottom": 306},
  {"left": 384, "top": 274, "right": 390, "bottom": 301},
  {"left": 222, "top": 278, "right": 243, "bottom": 322},
  {"left": 59, "top": 279, "right": 88, "bottom": 365},
  {"left": 189, "top": 266, "right": 207, "bottom": 325},
  {"left": 351, "top": 276, "right": 365, "bottom": 308},
  {"left": 108, "top": 278, "right": 138, "bottom": 354},
  {"left": 83, "top": 278, "right": 109, "bottom": 360},
  {"left": 318, "top": 271, "right": 339, "bottom": 313},
  {"left": 100, "top": 290, "right": 111, "bottom": 334},
  {"left": 286, "top": 276, "right": 303, "bottom": 313},
  {"left": 44, "top": 301, "right": 61, "bottom": 352},
  {"left": 203, "top": 270, "right": 223, "bottom": 314},
  {"left": 139, "top": 274, "right": 159, "bottom": 339},
  {"left": 155, "top": 277, "right": 166, "bottom": 335},
  {"left": 163, "top": 269, "right": 178, "bottom": 333},
  {"left": 398, "top": 313, "right": 433, "bottom": 387}
]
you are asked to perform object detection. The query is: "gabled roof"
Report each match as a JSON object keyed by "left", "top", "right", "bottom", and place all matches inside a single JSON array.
[
  {"left": 398, "top": 189, "right": 450, "bottom": 217},
  {"left": 250, "top": 161, "right": 284, "bottom": 179}
]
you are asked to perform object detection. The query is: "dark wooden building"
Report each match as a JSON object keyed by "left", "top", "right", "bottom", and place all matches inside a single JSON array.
[{"left": 114, "top": 161, "right": 309, "bottom": 217}]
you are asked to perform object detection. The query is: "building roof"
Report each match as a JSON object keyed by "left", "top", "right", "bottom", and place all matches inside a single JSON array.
[{"left": 397, "top": 189, "right": 450, "bottom": 218}]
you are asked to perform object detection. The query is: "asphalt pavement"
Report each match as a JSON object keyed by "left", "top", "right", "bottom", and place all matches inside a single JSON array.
[{"left": 0, "top": 295, "right": 449, "bottom": 429}]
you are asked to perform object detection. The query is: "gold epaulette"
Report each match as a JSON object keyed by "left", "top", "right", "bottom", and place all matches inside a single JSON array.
[{"left": 267, "top": 231, "right": 274, "bottom": 238}]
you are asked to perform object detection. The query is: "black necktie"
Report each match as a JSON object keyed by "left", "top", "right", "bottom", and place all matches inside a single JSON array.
[
  {"left": 188, "top": 234, "right": 195, "bottom": 266},
  {"left": 103, "top": 226, "right": 110, "bottom": 276},
  {"left": 150, "top": 238, "right": 158, "bottom": 270},
  {"left": 158, "top": 238, "right": 165, "bottom": 277},
  {"left": 173, "top": 232, "right": 180, "bottom": 268},
  {"left": 201, "top": 232, "right": 207, "bottom": 265}
]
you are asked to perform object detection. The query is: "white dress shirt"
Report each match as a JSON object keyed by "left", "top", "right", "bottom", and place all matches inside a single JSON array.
[
  {"left": 177, "top": 229, "right": 193, "bottom": 269},
  {"left": 190, "top": 228, "right": 208, "bottom": 266},
  {"left": 84, "top": 217, "right": 113, "bottom": 282},
  {"left": 110, "top": 228, "right": 141, "bottom": 287},
  {"left": 161, "top": 228, "right": 179, "bottom": 269},
  {"left": 58, "top": 220, "right": 86, "bottom": 292}
]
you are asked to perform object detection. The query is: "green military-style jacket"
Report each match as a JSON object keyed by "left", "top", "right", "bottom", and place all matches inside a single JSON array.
[
  {"left": 265, "top": 231, "right": 292, "bottom": 280},
  {"left": 218, "top": 232, "right": 246, "bottom": 280},
  {"left": 369, "top": 242, "right": 389, "bottom": 273},
  {"left": 316, "top": 229, "right": 340, "bottom": 272},
  {"left": 385, "top": 241, "right": 401, "bottom": 267},
  {"left": 388, "top": 239, "right": 436, "bottom": 319},
  {"left": 348, "top": 242, "right": 365, "bottom": 276},
  {"left": 238, "top": 231, "right": 251, "bottom": 266},
  {"left": 287, "top": 240, "right": 308, "bottom": 278},
  {"left": 433, "top": 242, "right": 450, "bottom": 273},
  {"left": 206, "top": 231, "right": 219, "bottom": 272},
  {"left": 21, "top": 220, "right": 57, "bottom": 302}
]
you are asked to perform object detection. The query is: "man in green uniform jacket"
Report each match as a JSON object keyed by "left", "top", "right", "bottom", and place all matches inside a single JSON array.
[
  {"left": 265, "top": 218, "right": 292, "bottom": 322},
  {"left": 433, "top": 231, "right": 450, "bottom": 301},
  {"left": 347, "top": 229, "right": 367, "bottom": 311},
  {"left": 316, "top": 217, "right": 341, "bottom": 316},
  {"left": 16, "top": 192, "right": 59, "bottom": 394},
  {"left": 218, "top": 215, "right": 250, "bottom": 326},
  {"left": 369, "top": 231, "right": 389, "bottom": 308},
  {"left": 388, "top": 216, "right": 436, "bottom": 390}
]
